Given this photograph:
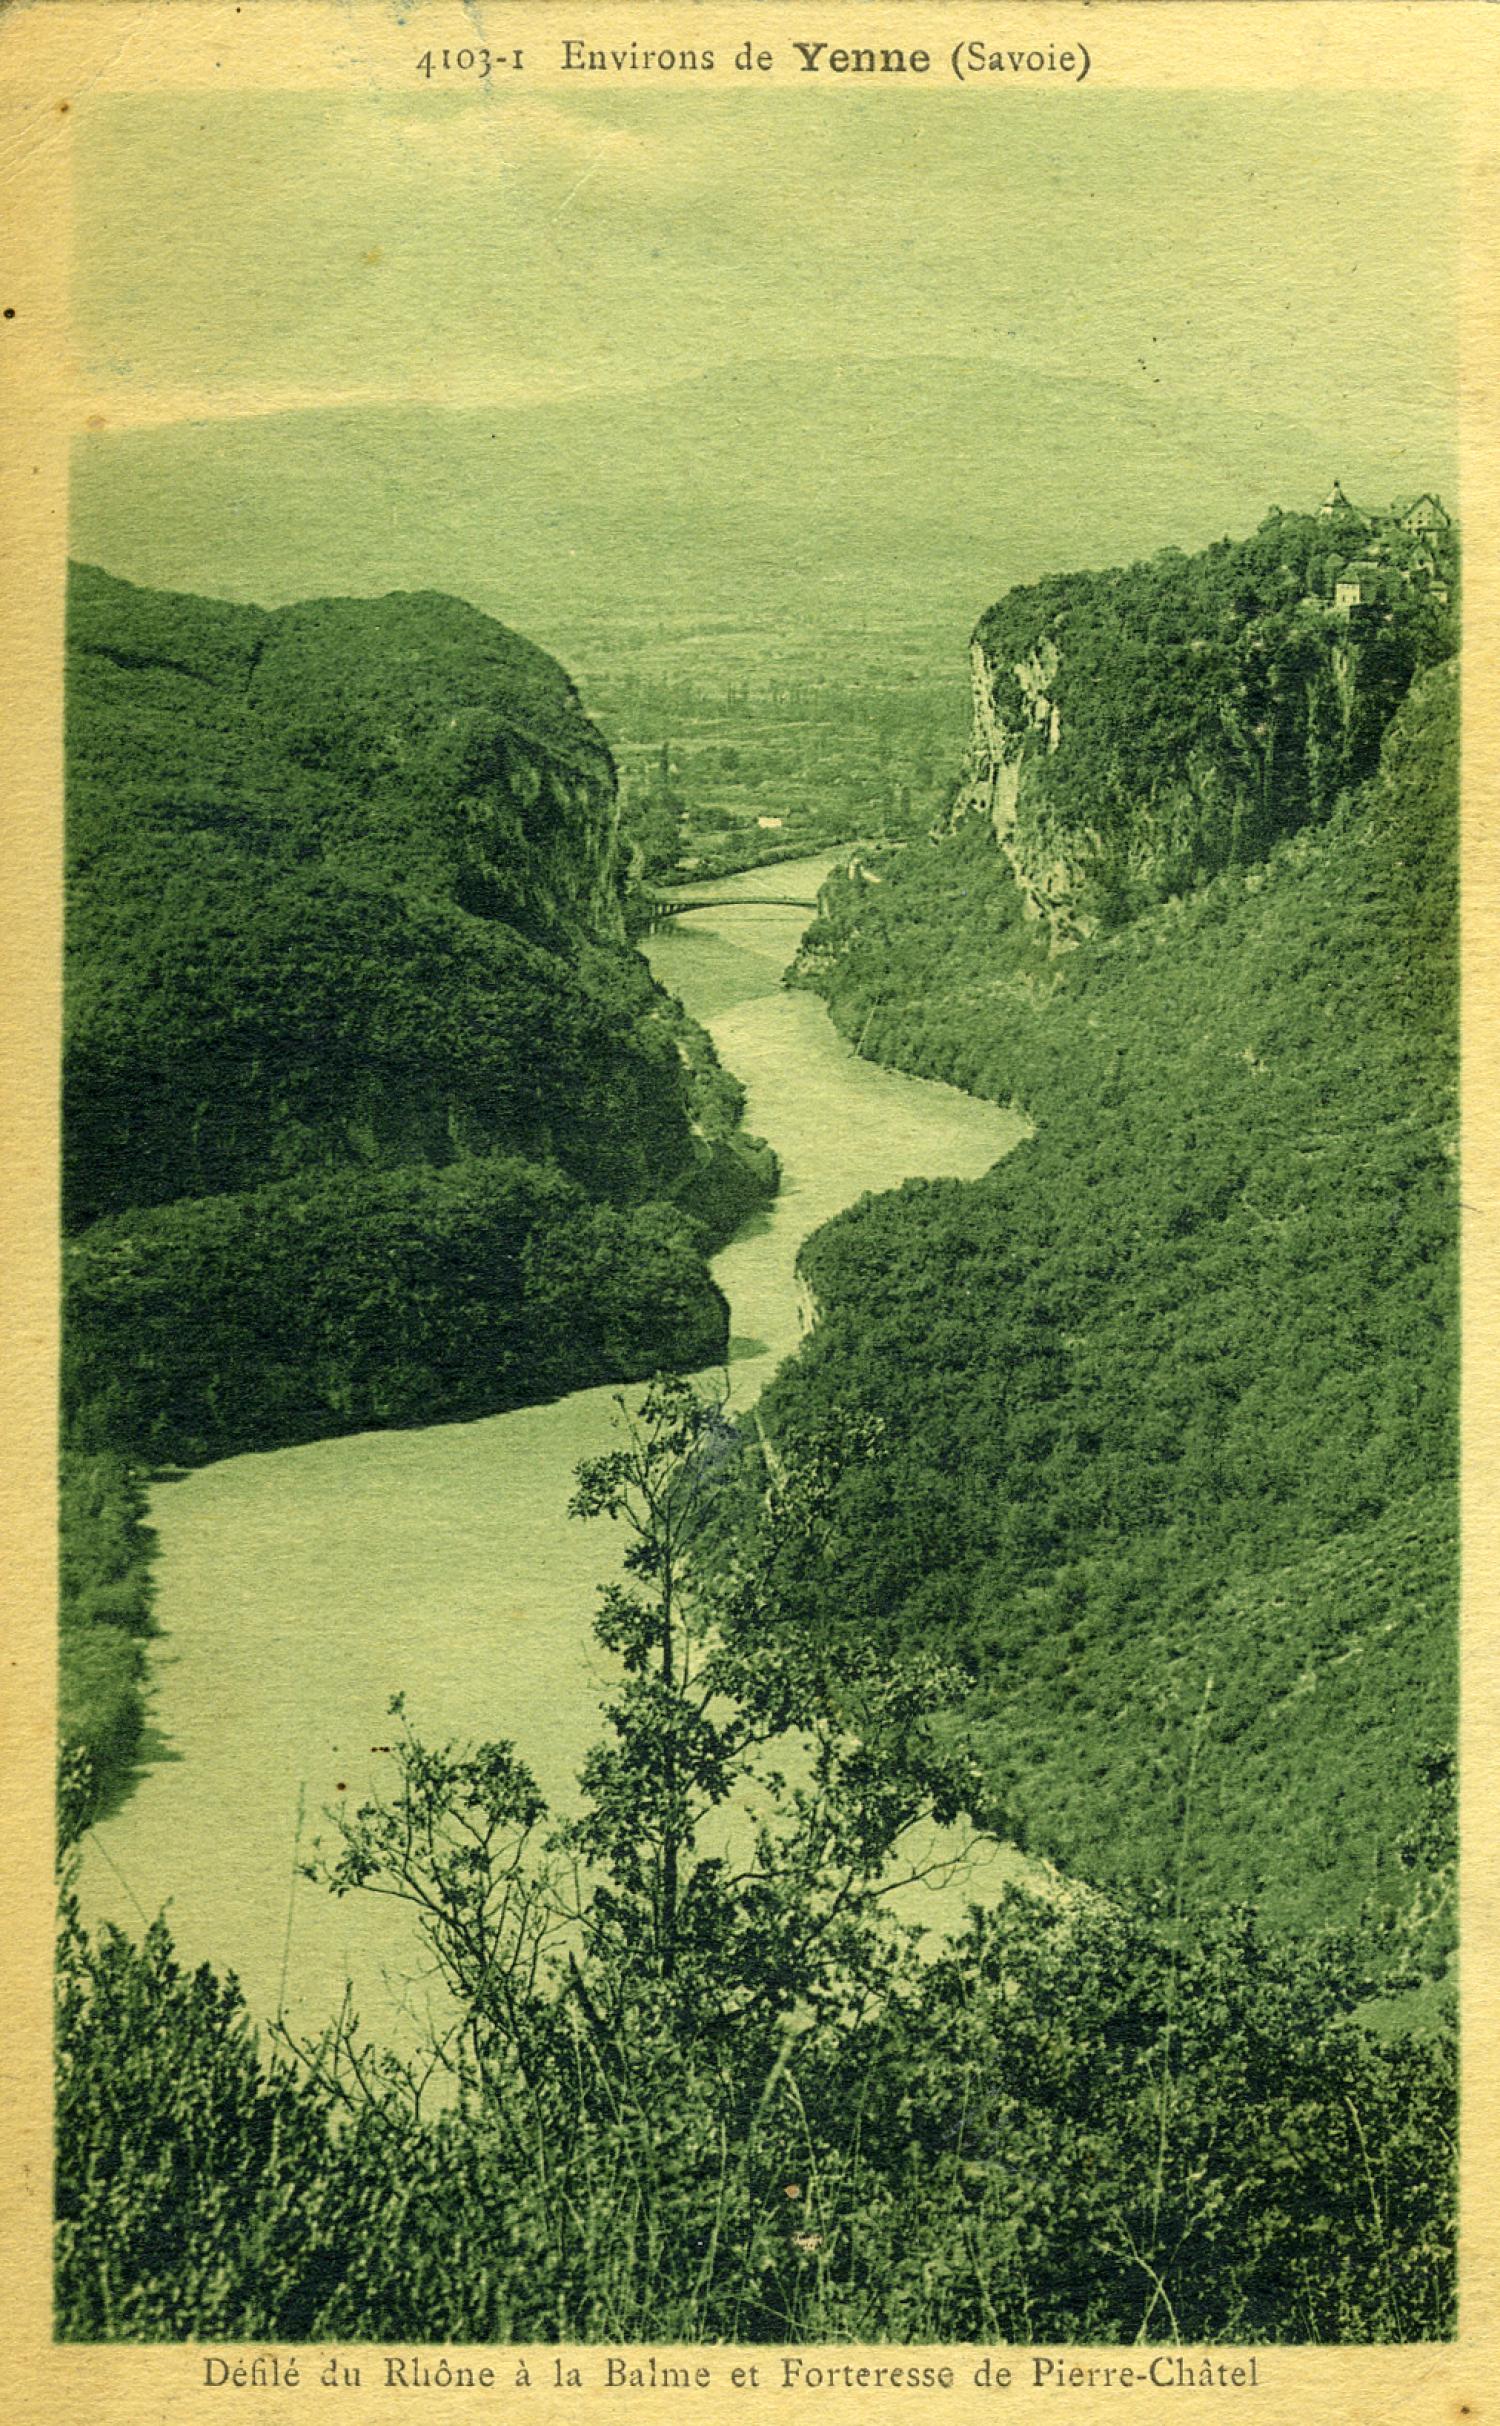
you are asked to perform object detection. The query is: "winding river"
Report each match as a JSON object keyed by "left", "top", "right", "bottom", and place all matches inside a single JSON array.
[{"left": 78, "top": 855, "right": 1027, "bottom": 2048}]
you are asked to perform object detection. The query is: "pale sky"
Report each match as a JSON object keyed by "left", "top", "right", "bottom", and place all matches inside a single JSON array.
[{"left": 74, "top": 88, "right": 1455, "bottom": 457}]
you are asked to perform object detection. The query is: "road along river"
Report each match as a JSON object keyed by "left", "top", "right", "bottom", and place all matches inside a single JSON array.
[{"left": 77, "top": 854, "right": 1029, "bottom": 2051}]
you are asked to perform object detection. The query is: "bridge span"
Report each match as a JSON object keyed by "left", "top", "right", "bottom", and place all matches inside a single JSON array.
[{"left": 643, "top": 892, "right": 820, "bottom": 919}]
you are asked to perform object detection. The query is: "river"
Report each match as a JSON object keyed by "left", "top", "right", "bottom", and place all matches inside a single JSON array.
[{"left": 77, "top": 854, "right": 1027, "bottom": 2048}]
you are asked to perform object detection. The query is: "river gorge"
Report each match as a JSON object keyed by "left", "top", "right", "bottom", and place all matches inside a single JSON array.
[{"left": 77, "top": 853, "right": 1026, "bottom": 2050}]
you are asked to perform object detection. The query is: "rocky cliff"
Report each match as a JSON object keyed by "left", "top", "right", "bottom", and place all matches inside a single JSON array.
[{"left": 952, "top": 506, "right": 1456, "bottom": 940}]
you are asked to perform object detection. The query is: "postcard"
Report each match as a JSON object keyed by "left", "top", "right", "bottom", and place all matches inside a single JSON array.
[{"left": 2, "top": 5, "right": 1497, "bottom": 2421}]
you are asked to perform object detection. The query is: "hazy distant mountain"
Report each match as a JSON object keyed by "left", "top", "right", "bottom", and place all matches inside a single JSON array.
[{"left": 72, "top": 358, "right": 1451, "bottom": 655}]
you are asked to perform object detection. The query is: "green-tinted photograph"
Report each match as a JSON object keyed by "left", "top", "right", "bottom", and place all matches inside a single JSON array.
[{"left": 58, "top": 82, "right": 1458, "bottom": 2344}]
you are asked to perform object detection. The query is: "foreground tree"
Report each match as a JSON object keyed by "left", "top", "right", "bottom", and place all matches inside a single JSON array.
[{"left": 303, "top": 1376, "right": 982, "bottom": 2117}]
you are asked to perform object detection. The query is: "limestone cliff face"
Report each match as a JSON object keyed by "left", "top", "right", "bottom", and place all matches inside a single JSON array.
[
  {"left": 953, "top": 625, "right": 1263, "bottom": 942},
  {"left": 951, "top": 511, "right": 1456, "bottom": 942},
  {"left": 954, "top": 634, "right": 1070, "bottom": 925}
]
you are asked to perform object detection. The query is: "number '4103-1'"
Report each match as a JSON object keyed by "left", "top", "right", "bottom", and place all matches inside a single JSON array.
[{"left": 415, "top": 48, "right": 525, "bottom": 77}]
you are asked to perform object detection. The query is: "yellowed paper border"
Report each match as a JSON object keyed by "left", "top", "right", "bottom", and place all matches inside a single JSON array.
[{"left": 3, "top": 5, "right": 1497, "bottom": 2420}]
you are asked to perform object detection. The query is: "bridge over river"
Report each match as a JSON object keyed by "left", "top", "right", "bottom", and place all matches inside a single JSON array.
[{"left": 643, "top": 889, "right": 820, "bottom": 921}]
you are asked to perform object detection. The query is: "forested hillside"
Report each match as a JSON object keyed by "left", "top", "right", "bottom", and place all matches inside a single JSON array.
[
  {"left": 61, "top": 565, "right": 771, "bottom": 1818},
  {"left": 784, "top": 575, "right": 1456, "bottom": 1972}
]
